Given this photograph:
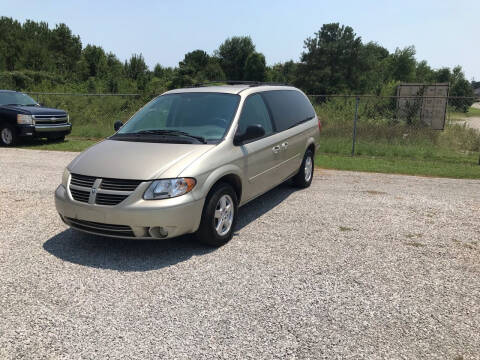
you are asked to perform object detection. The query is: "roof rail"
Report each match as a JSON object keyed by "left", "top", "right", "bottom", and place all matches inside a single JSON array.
[{"left": 189, "top": 80, "right": 291, "bottom": 88}]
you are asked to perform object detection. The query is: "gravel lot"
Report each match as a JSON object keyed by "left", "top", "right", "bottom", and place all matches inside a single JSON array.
[{"left": 1, "top": 148, "right": 479, "bottom": 359}]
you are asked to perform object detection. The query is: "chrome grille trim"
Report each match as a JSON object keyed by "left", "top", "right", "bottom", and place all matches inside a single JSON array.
[
  {"left": 32, "top": 114, "right": 68, "bottom": 120},
  {"left": 95, "top": 193, "right": 129, "bottom": 206},
  {"left": 35, "top": 119, "right": 68, "bottom": 125},
  {"left": 69, "top": 174, "right": 143, "bottom": 206},
  {"left": 70, "top": 174, "right": 96, "bottom": 188},
  {"left": 100, "top": 178, "right": 142, "bottom": 191},
  {"left": 70, "top": 188, "right": 90, "bottom": 203}
]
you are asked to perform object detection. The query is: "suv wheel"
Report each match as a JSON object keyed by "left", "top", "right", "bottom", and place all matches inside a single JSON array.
[
  {"left": 196, "top": 183, "right": 238, "bottom": 246},
  {"left": 292, "top": 149, "right": 314, "bottom": 188},
  {"left": 0, "top": 123, "right": 17, "bottom": 146}
]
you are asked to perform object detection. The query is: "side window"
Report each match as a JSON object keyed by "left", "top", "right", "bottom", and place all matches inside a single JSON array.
[
  {"left": 261, "top": 90, "right": 315, "bottom": 132},
  {"left": 237, "top": 94, "right": 274, "bottom": 137}
]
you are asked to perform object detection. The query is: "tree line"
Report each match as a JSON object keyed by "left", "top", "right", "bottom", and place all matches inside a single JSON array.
[{"left": 0, "top": 17, "right": 475, "bottom": 110}]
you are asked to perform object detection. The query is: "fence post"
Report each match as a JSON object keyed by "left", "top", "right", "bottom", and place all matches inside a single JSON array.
[{"left": 351, "top": 96, "right": 360, "bottom": 157}]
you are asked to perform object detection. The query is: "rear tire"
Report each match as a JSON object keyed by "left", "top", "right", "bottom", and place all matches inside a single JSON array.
[
  {"left": 292, "top": 149, "right": 314, "bottom": 188},
  {"left": 0, "top": 123, "right": 18, "bottom": 146},
  {"left": 196, "top": 182, "right": 238, "bottom": 247}
]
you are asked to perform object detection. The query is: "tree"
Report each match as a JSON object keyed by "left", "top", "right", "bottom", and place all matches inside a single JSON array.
[
  {"left": 268, "top": 60, "right": 298, "bottom": 84},
  {"left": 124, "top": 53, "right": 148, "bottom": 81},
  {"left": 21, "top": 20, "right": 53, "bottom": 71},
  {"left": 415, "top": 60, "right": 436, "bottom": 83},
  {"left": 388, "top": 46, "right": 416, "bottom": 82},
  {"left": 357, "top": 42, "right": 390, "bottom": 93},
  {"left": 295, "top": 23, "right": 364, "bottom": 94},
  {"left": 244, "top": 52, "right": 266, "bottom": 81},
  {"left": 435, "top": 67, "right": 451, "bottom": 83},
  {"left": 216, "top": 36, "right": 255, "bottom": 80},
  {"left": 179, "top": 50, "right": 210, "bottom": 75},
  {"left": 448, "top": 66, "right": 474, "bottom": 112},
  {"left": 201, "top": 61, "right": 225, "bottom": 81},
  {"left": 49, "top": 23, "right": 82, "bottom": 74},
  {"left": 81, "top": 45, "right": 108, "bottom": 79},
  {"left": 0, "top": 17, "right": 23, "bottom": 71}
]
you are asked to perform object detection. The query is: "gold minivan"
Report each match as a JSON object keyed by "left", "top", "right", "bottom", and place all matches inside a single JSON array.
[{"left": 55, "top": 83, "right": 320, "bottom": 246}]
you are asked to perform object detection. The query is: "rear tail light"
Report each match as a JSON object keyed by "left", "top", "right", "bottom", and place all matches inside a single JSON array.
[{"left": 318, "top": 118, "right": 322, "bottom": 133}]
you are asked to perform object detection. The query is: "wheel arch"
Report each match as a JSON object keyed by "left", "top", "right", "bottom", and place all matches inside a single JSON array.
[{"left": 198, "top": 165, "right": 243, "bottom": 204}]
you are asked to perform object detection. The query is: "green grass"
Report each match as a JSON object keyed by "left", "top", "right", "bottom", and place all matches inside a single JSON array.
[
  {"left": 449, "top": 106, "right": 480, "bottom": 119},
  {"left": 316, "top": 153, "right": 480, "bottom": 179},
  {"left": 20, "top": 136, "right": 100, "bottom": 152}
]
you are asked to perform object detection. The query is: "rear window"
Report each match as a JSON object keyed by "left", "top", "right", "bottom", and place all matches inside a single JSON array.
[{"left": 261, "top": 90, "right": 315, "bottom": 132}]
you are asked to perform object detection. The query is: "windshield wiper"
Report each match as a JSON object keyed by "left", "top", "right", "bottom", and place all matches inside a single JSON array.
[{"left": 136, "top": 129, "right": 207, "bottom": 144}]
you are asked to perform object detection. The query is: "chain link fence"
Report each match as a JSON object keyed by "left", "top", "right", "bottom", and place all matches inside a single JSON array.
[
  {"left": 308, "top": 94, "right": 480, "bottom": 165},
  {"left": 27, "top": 92, "right": 147, "bottom": 138}
]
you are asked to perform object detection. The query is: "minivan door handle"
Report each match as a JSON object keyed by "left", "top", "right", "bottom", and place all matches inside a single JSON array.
[
  {"left": 272, "top": 145, "right": 281, "bottom": 154},
  {"left": 281, "top": 142, "right": 288, "bottom": 150}
]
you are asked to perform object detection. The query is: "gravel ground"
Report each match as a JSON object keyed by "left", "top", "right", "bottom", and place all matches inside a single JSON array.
[{"left": 1, "top": 148, "right": 479, "bottom": 359}]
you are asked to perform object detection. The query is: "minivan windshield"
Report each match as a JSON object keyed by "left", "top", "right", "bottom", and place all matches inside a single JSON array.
[
  {"left": 0, "top": 92, "right": 38, "bottom": 106},
  {"left": 115, "top": 92, "right": 240, "bottom": 143}
]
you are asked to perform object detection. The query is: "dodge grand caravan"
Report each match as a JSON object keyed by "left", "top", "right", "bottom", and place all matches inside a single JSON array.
[{"left": 55, "top": 83, "right": 320, "bottom": 246}]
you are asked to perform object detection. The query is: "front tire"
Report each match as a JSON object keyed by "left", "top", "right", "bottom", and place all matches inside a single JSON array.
[
  {"left": 196, "top": 183, "right": 238, "bottom": 247},
  {"left": 292, "top": 149, "right": 314, "bottom": 188},
  {"left": 0, "top": 123, "right": 18, "bottom": 146}
]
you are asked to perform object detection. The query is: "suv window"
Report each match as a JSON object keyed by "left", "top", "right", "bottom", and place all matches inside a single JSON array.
[
  {"left": 237, "top": 94, "right": 274, "bottom": 136},
  {"left": 261, "top": 90, "right": 315, "bottom": 132}
]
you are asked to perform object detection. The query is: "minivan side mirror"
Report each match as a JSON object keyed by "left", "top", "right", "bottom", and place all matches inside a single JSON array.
[
  {"left": 114, "top": 120, "right": 123, "bottom": 131},
  {"left": 234, "top": 124, "right": 266, "bottom": 145}
]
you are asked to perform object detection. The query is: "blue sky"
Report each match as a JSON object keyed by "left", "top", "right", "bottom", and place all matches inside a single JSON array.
[{"left": 1, "top": 0, "right": 478, "bottom": 79}]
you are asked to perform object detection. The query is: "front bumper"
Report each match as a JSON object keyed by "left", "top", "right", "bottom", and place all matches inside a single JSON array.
[
  {"left": 19, "top": 123, "right": 72, "bottom": 138},
  {"left": 55, "top": 184, "right": 205, "bottom": 239}
]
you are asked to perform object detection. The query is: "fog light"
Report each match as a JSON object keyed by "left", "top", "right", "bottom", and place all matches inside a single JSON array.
[{"left": 149, "top": 226, "right": 168, "bottom": 238}]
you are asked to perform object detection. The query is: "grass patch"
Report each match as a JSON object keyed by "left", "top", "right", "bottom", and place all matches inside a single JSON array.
[
  {"left": 20, "top": 136, "right": 100, "bottom": 152},
  {"left": 313, "top": 98, "right": 480, "bottom": 179},
  {"left": 316, "top": 153, "right": 480, "bottom": 179},
  {"left": 450, "top": 106, "right": 480, "bottom": 119}
]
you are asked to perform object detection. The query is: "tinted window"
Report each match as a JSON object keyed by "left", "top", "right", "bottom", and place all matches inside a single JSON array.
[
  {"left": 0, "top": 92, "right": 38, "bottom": 106},
  {"left": 261, "top": 90, "right": 315, "bottom": 132},
  {"left": 237, "top": 94, "right": 274, "bottom": 137}
]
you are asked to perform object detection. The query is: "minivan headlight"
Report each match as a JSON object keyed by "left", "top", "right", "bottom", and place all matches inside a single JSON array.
[
  {"left": 144, "top": 178, "right": 196, "bottom": 200},
  {"left": 17, "top": 114, "right": 34, "bottom": 125},
  {"left": 62, "top": 168, "right": 70, "bottom": 187}
]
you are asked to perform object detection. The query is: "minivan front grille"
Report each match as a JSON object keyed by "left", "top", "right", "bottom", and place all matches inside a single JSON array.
[
  {"left": 70, "top": 188, "right": 90, "bottom": 203},
  {"left": 65, "top": 217, "right": 135, "bottom": 237},
  {"left": 100, "top": 178, "right": 142, "bottom": 191},
  {"left": 69, "top": 173, "right": 143, "bottom": 206},
  {"left": 95, "top": 193, "right": 129, "bottom": 206},
  {"left": 70, "top": 174, "right": 96, "bottom": 188}
]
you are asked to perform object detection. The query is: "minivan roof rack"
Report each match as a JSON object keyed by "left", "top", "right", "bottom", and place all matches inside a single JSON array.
[{"left": 189, "top": 80, "right": 290, "bottom": 88}]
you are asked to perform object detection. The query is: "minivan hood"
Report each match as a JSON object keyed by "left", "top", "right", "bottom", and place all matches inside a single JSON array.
[{"left": 68, "top": 139, "right": 215, "bottom": 180}]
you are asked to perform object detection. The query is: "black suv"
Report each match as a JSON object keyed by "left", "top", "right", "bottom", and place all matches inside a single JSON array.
[{"left": 0, "top": 90, "right": 71, "bottom": 146}]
